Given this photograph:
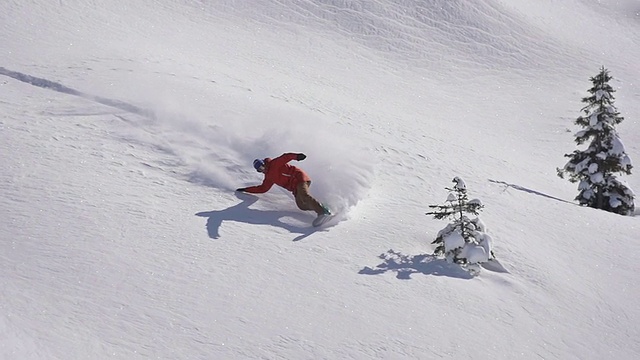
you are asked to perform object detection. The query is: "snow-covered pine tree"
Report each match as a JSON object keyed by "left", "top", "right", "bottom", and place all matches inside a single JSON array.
[
  {"left": 426, "top": 177, "right": 495, "bottom": 274},
  {"left": 557, "top": 66, "right": 635, "bottom": 215}
]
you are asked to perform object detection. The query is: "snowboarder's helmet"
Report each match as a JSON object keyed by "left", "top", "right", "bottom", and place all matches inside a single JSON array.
[{"left": 253, "top": 159, "right": 265, "bottom": 171}]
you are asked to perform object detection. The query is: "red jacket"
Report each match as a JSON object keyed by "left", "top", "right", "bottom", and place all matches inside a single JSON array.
[{"left": 243, "top": 153, "right": 311, "bottom": 194}]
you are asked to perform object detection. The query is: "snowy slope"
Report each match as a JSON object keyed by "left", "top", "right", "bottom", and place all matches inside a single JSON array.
[{"left": 2, "top": 1, "right": 639, "bottom": 359}]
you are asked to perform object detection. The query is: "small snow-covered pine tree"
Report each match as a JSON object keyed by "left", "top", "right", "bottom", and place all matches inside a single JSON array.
[
  {"left": 557, "top": 67, "right": 635, "bottom": 215},
  {"left": 426, "top": 177, "right": 495, "bottom": 274}
]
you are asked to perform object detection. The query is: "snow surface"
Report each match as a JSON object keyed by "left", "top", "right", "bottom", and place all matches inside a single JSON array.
[{"left": 1, "top": 0, "right": 639, "bottom": 359}]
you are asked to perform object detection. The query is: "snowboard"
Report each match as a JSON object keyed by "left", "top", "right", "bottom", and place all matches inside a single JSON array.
[{"left": 312, "top": 213, "right": 335, "bottom": 227}]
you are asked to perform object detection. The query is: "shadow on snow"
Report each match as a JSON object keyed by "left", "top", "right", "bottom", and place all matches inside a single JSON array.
[
  {"left": 489, "top": 179, "right": 574, "bottom": 204},
  {"left": 359, "top": 249, "right": 473, "bottom": 280},
  {"left": 0, "top": 66, "right": 152, "bottom": 117},
  {"left": 195, "top": 192, "right": 317, "bottom": 242}
]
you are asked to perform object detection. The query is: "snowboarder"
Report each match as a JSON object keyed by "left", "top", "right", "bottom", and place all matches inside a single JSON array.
[{"left": 236, "top": 153, "right": 332, "bottom": 226}]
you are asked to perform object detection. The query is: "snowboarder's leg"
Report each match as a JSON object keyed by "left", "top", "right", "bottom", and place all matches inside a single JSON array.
[{"left": 294, "top": 181, "right": 327, "bottom": 215}]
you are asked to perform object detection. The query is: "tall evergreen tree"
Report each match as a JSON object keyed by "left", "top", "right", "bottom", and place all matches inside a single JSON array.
[{"left": 557, "top": 67, "right": 635, "bottom": 215}]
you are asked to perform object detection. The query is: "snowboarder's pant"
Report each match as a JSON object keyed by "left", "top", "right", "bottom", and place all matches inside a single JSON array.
[{"left": 294, "top": 181, "right": 324, "bottom": 215}]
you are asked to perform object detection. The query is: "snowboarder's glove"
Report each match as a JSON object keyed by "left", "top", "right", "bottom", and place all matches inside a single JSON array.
[
  {"left": 236, "top": 188, "right": 247, "bottom": 192},
  {"left": 297, "top": 153, "right": 307, "bottom": 161}
]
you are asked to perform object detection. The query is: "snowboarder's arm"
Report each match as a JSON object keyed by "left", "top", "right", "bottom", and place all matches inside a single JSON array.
[
  {"left": 239, "top": 178, "right": 275, "bottom": 194},
  {"left": 276, "top": 152, "right": 306, "bottom": 164}
]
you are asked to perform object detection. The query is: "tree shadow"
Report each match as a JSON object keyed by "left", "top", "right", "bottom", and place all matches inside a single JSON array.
[
  {"left": 489, "top": 179, "right": 574, "bottom": 204},
  {"left": 195, "top": 192, "right": 316, "bottom": 241},
  {"left": 359, "top": 249, "right": 473, "bottom": 280}
]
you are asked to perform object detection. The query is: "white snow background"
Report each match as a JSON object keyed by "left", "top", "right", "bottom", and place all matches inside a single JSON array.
[{"left": 1, "top": 0, "right": 639, "bottom": 359}]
